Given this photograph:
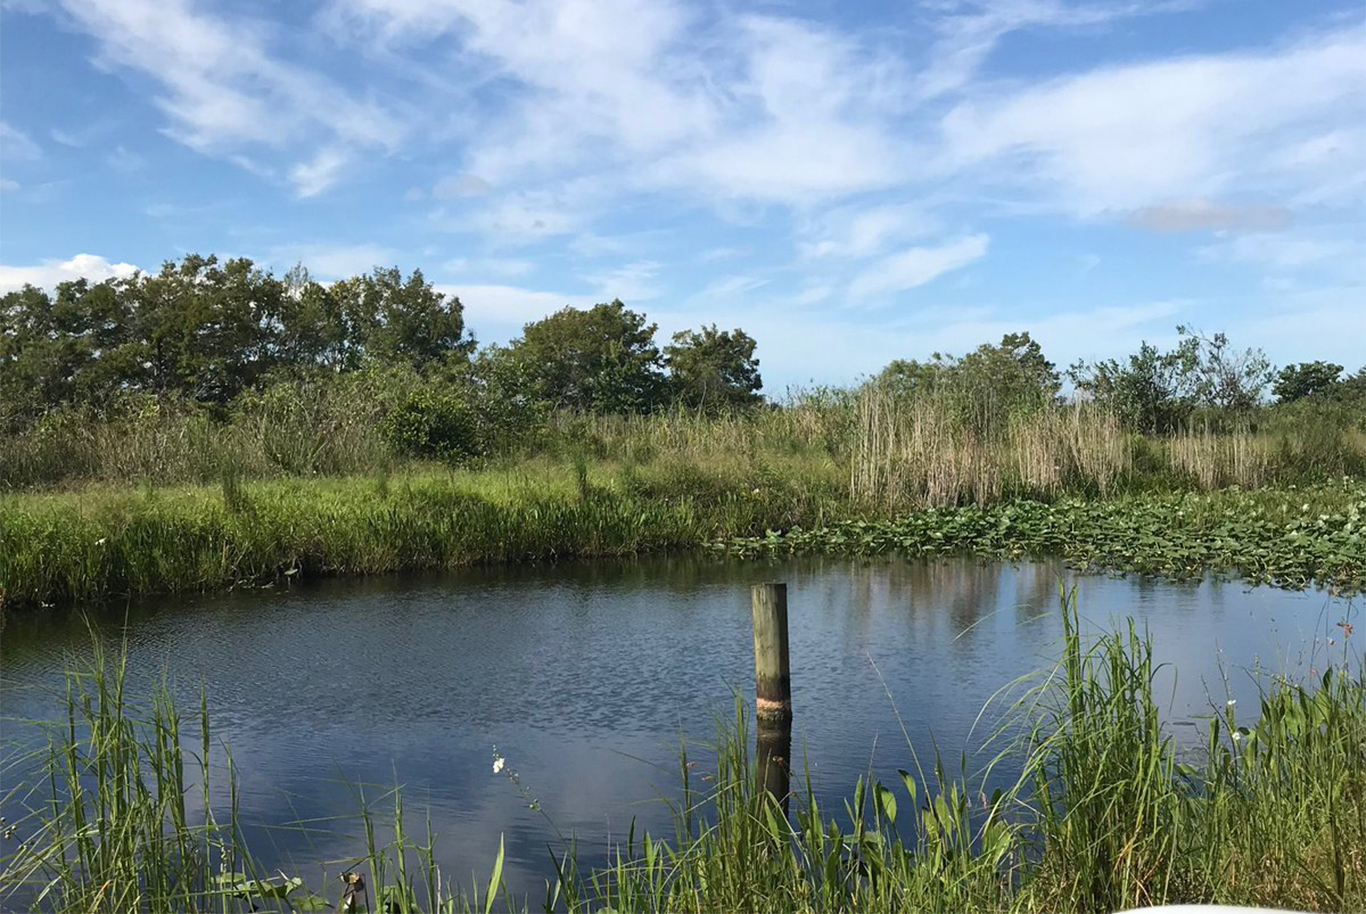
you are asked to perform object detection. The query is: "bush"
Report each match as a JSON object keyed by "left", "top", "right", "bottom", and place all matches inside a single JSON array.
[{"left": 380, "top": 388, "right": 482, "bottom": 461}]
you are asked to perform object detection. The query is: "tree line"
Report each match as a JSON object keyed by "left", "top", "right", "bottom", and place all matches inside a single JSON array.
[
  {"left": 873, "top": 327, "right": 1362, "bottom": 437},
  {"left": 0, "top": 254, "right": 762, "bottom": 429},
  {"left": 3, "top": 253, "right": 1362, "bottom": 450}
]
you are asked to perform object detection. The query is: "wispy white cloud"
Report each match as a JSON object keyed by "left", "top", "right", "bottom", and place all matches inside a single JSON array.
[
  {"left": 938, "top": 26, "right": 1366, "bottom": 214},
  {"left": 143, "top": 200, "right": 226, "bottom": 219},
  {"left": 1237, "top": 290, "right": 1366, "bottom": 367},
  {"left": 466, "top": 186, "right": 590, "bottom": 241},
  {"left": 583, "top": 261, "right": 663, "bottom": 302},
  {"left": 432, "top": 173, "right": 491, "bottom": 199},
  {"left": 1, "top": 120, "right": 42, "bottom": 160},
  {"left": 33, "top": 0, "right": 1363, "bottom": 250},
  {"left": 50, "top": 0, "right": 403, "bottom": 192},
  {"left": 789, "top": 284, "right": 833, "bottom": 307},
  {"left": 106, "top": 145, "right": 146, "bottom": 173},
  {"left": 645, "top": 16, "right": 911, "bottom": 203},
  {"left": 696, "top": 275, "right": 771, "bottom": 298},
  {"left": 436, "top": 283, "right": 595, "bottom": 333},
  {"left": 698, "top": 245, "right": 751, "bottom": 263},
  {"left": 568, "top": 230, "right": 671, "bottom": 259},
  {"left": 441, "top": 257, "right": 535, "bottom": 280},
  {"left": 289, "top": 149, "right": 349, "bottom": 198},
  {"left": 326, "top": 0, "right": 912, "bottom": 214},
  {"left": 267, "top": 243, "right": 403, "bottom": 279},
  {"left": 910, "top": 0, "right": 1203, "bottom": 101},
  {"left": 848, "top": 235, "right": 990, "bottom": 300},
  {"left": 1199, "top": 231, "right": 1366, "bottom": 272},
  {"left": 799, "top": 203, "right": 942, "bottom": 260}
]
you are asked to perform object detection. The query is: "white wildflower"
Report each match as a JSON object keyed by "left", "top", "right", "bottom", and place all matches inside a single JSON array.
[
  {"left": 493, "top": 757, "right": 505, "bottom": 774},
  {"left": 95, "top": 537, "right": 107, "bottom": 546},
  {"left": 1226, "top": 699, "right": 1236, "bottom": 707},
  {"left": 1231, "top": 731, "right": 1242, "bottom": 741}
]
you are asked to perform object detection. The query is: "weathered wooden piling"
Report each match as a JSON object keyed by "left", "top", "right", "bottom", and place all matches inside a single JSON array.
[
  {"left": 752, "top": 582, "right": 793, "bottom": 808},
  {"left": 750, "top": 582, "right": 792, "bottom": 724}
]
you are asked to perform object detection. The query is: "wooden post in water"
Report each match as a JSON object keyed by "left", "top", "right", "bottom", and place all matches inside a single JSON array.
[
  {"left": 751, "top": 582, "right": 792, "bottom": 808},
  {"left": 751, "top": 583, "right": 792, "bottom": 724}
]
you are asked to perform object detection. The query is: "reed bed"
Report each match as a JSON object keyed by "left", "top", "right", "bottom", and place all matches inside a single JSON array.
[
  {"left": 3, "top": 591, "right": 1362, "bottom": 912},
  {"left": 1170, "top": 426, "right": 1272, "bottom": 490},
  {"left": 5, "top": 386, "right": 1362, "bottom": 497},
  {"left": 847, "top": 390, "right": 1128, "bottom": 510}
]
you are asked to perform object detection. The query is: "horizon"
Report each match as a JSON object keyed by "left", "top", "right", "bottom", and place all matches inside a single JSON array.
[{"left": 2, "top": 0, "right": 1363, "bottom": 390}]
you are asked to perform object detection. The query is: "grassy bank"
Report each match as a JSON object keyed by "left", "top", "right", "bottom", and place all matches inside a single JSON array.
[
  {"left": 4, "top": 594, "right": 1362, "bottom": 912},
  {"left": 3, "top": 470, "right": 1363, "bottom": 609},
  {"left": 0, "top": 459, "right": 847, "bottom": 608}
]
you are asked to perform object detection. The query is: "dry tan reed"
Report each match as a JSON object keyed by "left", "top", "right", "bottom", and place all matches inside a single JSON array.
[
  {"left": 1171, "top": 426, "right": 1271, "bottom": 489},
  {"left": 850, "top": 387, "right": 1128, "bottom": 510},
  {"left": 1008, "top": 406, "right": 1127, "bottom": 497}
]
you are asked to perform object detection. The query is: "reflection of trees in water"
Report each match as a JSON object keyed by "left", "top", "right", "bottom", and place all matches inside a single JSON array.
[
  {"left": 1010, "top": 560, "right": 1064, "bottom": 627},
  {"left": 778, "top": 557, "right": 1046, "bottom": 645},
  {"left": 1132, "top": 568, "right": 1203, "bottom": 602},
  {"left": 819, "top": 557, "right": 1055, "bottom": 643},
  {"left": 862, "top": 557, "right": 1006, "bottom": 637}
]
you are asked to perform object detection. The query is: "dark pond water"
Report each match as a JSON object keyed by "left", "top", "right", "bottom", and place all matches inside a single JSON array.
[{"left": 1, "top": 556, "right": 1358, "bottom": 898}]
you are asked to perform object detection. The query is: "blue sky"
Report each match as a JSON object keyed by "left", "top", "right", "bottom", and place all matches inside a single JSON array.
[{"left": 1, "top": 0, "right": 1363, "bottom": 391}]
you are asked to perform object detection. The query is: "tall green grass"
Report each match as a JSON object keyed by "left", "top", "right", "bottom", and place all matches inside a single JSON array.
[
  {"left": 0, "top": 462, "right": 849, "bottom": 608},
  {"left": 4, "top": 592, "right": 1362, "bottom": 912},
  {"left": 1017, "top": 595, "right": 1365, "bottom": 911}
]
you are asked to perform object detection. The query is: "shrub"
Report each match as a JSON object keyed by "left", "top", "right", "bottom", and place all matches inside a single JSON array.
[{"left": 380, "top": 388, "right": 481, "bottom": 461}]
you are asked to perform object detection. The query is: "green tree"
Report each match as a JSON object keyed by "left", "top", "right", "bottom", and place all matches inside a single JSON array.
[
  {"left": 1274, "top": 361, "right": 1344, "bottom": 403},
  {"left": 1, "top": 276, "right": 150, "bottom": 421},
  {"left": 875, "top": 332, "right": 1060, "bottom": 435},
  {"left": 957, "top": 331, "right": 1061, "bottom": 409},
  {"left": 380, "top": 387, "right": 481, "bottom": 461},
  {"left": 875, "top": 357, "right": 946, "bottom": 400},
  {"left": 1179, "top": 326, "right": 1272, "bottom": 412},
  {"left": 507, "top": 300, "right": 665, "bottom": 413},
  {"left": 1072, "top": 329, "right": 1273, "bottom": 431},
  {"left": 464, "top": 344, "right": 550, "bottom": 450},
  {"left": 327, "top": 267, "right": 473, "bottom": 372},
  {"left": 1, "top": 284, "right": 68, "bottom": 423},
  {"left": 1, "top": 256, "right": 478, "bottom": 422},
  {"left": 664, "top": 325, "right": 762, "bottom": 410},
  {"left": 1069, "top": 337, "right": 1204, "bottom": 434},
  {"left": 274, "top": 264, "right": 349, "bottom": 373},
  {"left": 129, "top": 254, "right": 288, "bottom": 404},
  {"left": 58, "top": 278, "right": 143, "bottom": 404}
]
